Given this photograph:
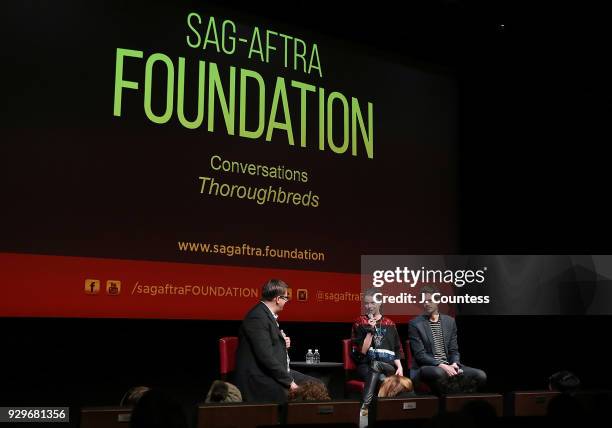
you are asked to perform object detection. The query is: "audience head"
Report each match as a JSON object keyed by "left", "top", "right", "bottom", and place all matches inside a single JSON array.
[
  {"left": 288, "top": 381, "right": 331, "bottom": 401},
  {"left": 130, "top": 389, "right": 188, "bottom": 428},
  {"left": 378, "top": 375, "right": 413, "bottom": 398},
  {"left": 205, "top": 380, "right": 242, "bottom": 403},
  {"left": 120, "top": 386, "right": 151, "bottom": 407},
  {"left": 548, "top": 370, "right": 580, "bottom": 394}
]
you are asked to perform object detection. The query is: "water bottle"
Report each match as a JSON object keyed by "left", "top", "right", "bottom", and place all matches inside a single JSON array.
[
  {"left": 313, "top": 349, "right": 320, "bottom": 364},
  {"left": 306, "top": 349, "right": 314, "bottom": 364}
]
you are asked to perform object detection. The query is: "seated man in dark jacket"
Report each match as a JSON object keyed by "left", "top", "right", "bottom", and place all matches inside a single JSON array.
[
  {"left": 235, "top": 279, "right": 319, "bottom": 402},
  {"left": 408, "top": 285, "right": 487, "bottom": 394}
]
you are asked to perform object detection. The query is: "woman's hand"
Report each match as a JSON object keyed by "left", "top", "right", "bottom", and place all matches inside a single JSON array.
[{"left": 395, "top": 360, "right": 403, "bottom": 377}]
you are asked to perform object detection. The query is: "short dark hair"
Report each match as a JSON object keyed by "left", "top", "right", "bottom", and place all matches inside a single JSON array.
[
  {"left": 549, "top": 371, "right": 580, "bottom": 393},
  {"left": 420, "top": 284, "right": 439, "bottom": 295},
  {"left": 262, "top": 279, "right": 288, "bottom": 301}
]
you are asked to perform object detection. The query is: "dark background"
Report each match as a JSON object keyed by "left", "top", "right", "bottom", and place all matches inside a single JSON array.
[{"left": 2, "top": 0, "right": 611, "bottom": 425}]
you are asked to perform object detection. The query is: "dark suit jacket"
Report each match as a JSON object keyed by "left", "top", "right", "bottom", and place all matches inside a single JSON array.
[
  {"left": 408, "top": 314, "right": 460, "bottom": 378},
  {"left": 234, "top": 302, "right": 292, "bottom": 402}
]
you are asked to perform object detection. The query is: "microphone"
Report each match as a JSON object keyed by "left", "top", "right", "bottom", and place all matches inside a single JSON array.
[{"left": 367, "top": 312, "right": 376, "bottom": 334}]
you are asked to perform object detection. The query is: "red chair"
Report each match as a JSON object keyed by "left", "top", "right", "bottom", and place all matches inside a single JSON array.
[
  {"left": 343, "top": 339, "right": 412, "bottom": 397},
  {"left": 405, "top": 339, "right": 413, "bottom": 373},
  {"left": 342, "top": 339, "right": 365, "bottom": 396},
  {"left": 219, "top": 336, "right": 239, "bottom": 380}
]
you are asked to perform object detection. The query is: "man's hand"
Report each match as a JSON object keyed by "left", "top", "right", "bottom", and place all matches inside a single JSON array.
[
  {"left": 281, "top": 330, "right": 290, "bottom": 349},
  {"left": 451, "top": 362, "right": 460, "bottom": 371},
  {"left": 290, "top": 381, "right": 299, "bottom": 391},
  {"left": 395, "top": 366, "right": 404, "bottom": 377},
  {"left": 439, "top": 363, "right": 458, "bottom": 377}
]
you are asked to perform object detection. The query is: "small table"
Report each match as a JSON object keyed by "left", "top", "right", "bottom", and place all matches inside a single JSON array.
[
  {"left": 290, "top": 362, "right": 344, "bottom": 369},
  {"left": 290, "top": 362, "right": 344, "bottom": 399}
]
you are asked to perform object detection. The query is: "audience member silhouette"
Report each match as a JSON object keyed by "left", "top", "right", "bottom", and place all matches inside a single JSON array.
[
  {"left": 204, "top": 380, "right": 242, "bottom": 403},
  {"left": 130, "top": 389, "right": 189, "bottom": 428},
  {"left": 288, "top": 381, "right": 331, "bottom": 401},
  {"left": 548, "top": 370, "right": 580, "bottom": 394},
  {"left": 120, "top": 386, "right": 151, "bottom": 407}
]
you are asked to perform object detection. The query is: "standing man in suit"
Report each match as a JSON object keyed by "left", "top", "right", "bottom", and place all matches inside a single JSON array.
[
  {"left": 408, "top": 285, "right": 487, "bottom": 394},
  {"left": 235, "top": 279, "right": 320, "bottom": 402}
]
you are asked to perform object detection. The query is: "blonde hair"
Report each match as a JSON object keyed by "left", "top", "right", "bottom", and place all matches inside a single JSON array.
[{"left": 378, "top": 375, "right": 413, "bottom": 398}]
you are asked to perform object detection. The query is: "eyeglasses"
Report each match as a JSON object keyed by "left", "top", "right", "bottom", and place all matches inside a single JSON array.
[{"left": 278, "top": 295, "right": 290, "bottom": 301}]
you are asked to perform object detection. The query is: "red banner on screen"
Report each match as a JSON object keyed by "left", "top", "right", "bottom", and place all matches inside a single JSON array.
[{"left": 0, "top": 252, "right": 393, "bottom": 322}]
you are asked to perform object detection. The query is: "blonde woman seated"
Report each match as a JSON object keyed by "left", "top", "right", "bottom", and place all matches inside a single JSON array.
[{"left": 378, "top": 375, "right": 415, "bottom": 398}]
